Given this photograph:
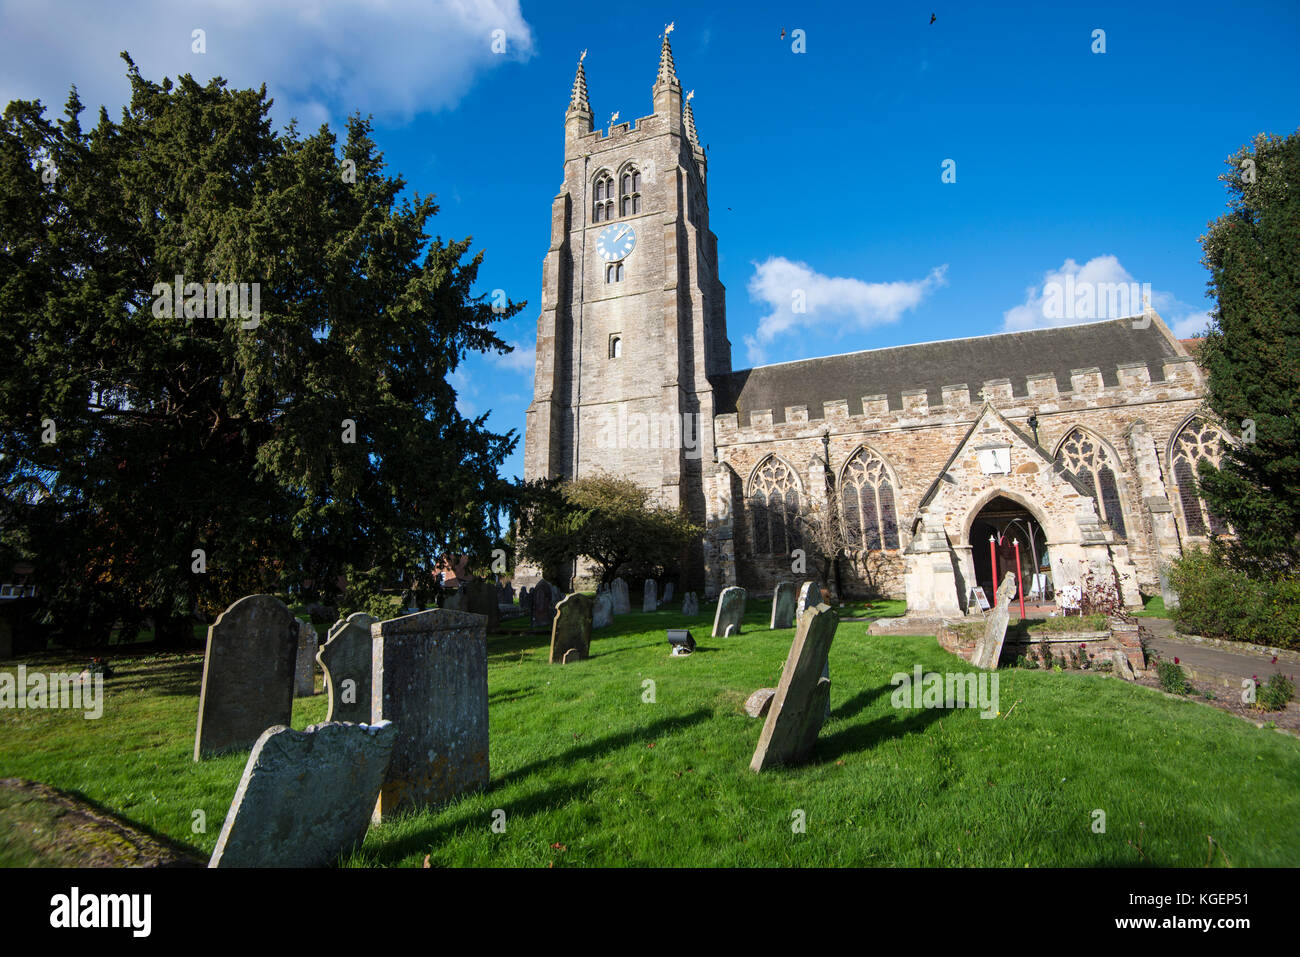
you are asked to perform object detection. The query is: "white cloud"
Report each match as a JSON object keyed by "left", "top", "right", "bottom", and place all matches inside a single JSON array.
[
  {"left": 488, "top": 339, "right": 535, "bottom": 376},
  {"left": 1002, "top": 254, "right": 1210, "bottom": 335},
  {"left": 744, "top": 257, "right": 948, "bottom": 365},
  {"left": 0, "top": 0, "right": 534, "bottom": 129}
]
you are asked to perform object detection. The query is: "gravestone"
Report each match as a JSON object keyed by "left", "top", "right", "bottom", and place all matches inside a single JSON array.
[
  {"left": 1112, "top": 649, "right": 1137, "bottom": 681},
  {"left": 517, "top": 586, "right": 530, "bottom": 609},
  {"left": 611, "top": 578, "right": 631, "bottom": 615},
  {"left": 295, "top": 620, "right": 318, "bottom": 697},
  {"left": 317, "top": 612, "right": 378, "bottom": 724},
  {"left": 498, "top": 581, "right": 515, "bottom": 604},
  {"left": 209, "top": 720, "right": 397, "bottom": 868},
  {"left": 750, "top": 604, "right": 840, "bottom": 771},
  {"left": 643, "top": 579, "right": 658, "bottom": 612},
  {"left": 797, "top": 581, "right": 832, "bottom": 718},
  {"left": 550, "top": 593, "right": 593, "bottom": 664},
  {"left": 462, "top": 579, "right": 500, "bottom": 635},
  {"left": 712, "top": 586, "right": 747, "bottom": 638},
  {"left": 443, "top": 590, "right": 464, "bottom": 611},
  {"left": 744, "top": 688, "right": 777, "bottom": 718},
  {"left": 682, "top": 592, "right": 699, "bottom": 616},
  {"left": 592, "top": 592, "right": 614, "bottom": 630},
  {"left": 371, "top": 610, "right": 489, "bottom": 820},
  {"left": 195, "top": 595, "right": 299, "bottom": 761},
  {"left": 971, "top": 572, "right": 1017, "bottom": 670},
  {"left": 663, "top": 582, "right": 675, "bottom": 604},
  {"left": 770, "top": 581, "right": 798, "bottom": 629},
  {"left": 531, "top": 580, "right": 557, "bottom": 627}
]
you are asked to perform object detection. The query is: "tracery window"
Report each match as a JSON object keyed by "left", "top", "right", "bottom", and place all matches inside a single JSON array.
[
  {"left": 839, "top": 447, "right": 900, "bottom": 550},
  {"left": 1055, "top": 429, "right": 1128, "bottom": 539},
  {"left": 593, "top": 172, "right": 614, "bottom": 222},
  {"left": 748, "top": 456, "right": 801, "bottom": 556},
  {"left": 1171, "top": 417, "right": 1230, "bottom": 536}
]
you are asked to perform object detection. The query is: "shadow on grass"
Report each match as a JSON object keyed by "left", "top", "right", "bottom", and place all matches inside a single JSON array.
[
  {"left": 355, "top": 779, "right": 598, "bottom": 866},
  {"left": 491, "top": 710, "right": 713, "bottom": 789},
  {"left": 829, "top": 682, "right": 894, "bottom": 722},
  {"left": 814, "top": 698, "right": 950, "bottom": 763}
]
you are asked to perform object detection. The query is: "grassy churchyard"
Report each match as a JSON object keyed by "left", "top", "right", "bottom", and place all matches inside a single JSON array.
[{"left": 2, "top": 599, "right": 1299, "bottom": 868}]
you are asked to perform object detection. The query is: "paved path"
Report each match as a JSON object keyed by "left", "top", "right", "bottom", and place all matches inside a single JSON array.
[{"left": 1141, "top": 619, "right": 1296, "bottom": 687}]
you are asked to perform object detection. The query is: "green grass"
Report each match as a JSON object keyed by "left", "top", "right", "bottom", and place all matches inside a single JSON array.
[
  {"left": 1133, "top": 595, "right": 1169, "bottom": 618},
  {"left": 3, "top": 600, "right": 1299, "bottom": 867}
]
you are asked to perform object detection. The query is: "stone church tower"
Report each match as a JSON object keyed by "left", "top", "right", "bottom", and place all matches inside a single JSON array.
[{"left": 519, "top": 33, "right": 729, "bottom": 588}]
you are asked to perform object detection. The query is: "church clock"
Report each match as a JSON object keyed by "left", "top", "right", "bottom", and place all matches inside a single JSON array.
[{"left": 596, "top": 223, "right": 636, "bottom": 261}]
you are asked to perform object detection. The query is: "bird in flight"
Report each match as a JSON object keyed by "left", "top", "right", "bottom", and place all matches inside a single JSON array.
[
  {"left": 930, "top": 13, "right": 937, "bottom": 24},
  {"left": 780, "top": 28, "right": 786, "bottom": 38}
]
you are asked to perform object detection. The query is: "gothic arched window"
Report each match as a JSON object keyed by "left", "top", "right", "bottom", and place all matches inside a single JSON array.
[
  {"left": 1055, "top": 428, "right": 1128, "bottom": 539},
  {"left": 839, "top": 447, "right": 900, "bottom": 550},
  {"left": 748, "top": 456, "right": 801, "bottom": 557},
  {"left": 593, "top": 172, "right": 614, "bottom": 222},
  {"left": 1171, "top": 417, "right": 1230, "bottom": 537},
  {"left": 619, "top": 167, "right": 641, "bottom": 217},
  {"left": 609, "top": 335, "right": 622, "bottom": 358}
]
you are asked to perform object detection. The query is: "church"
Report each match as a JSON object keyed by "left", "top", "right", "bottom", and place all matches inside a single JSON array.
[{"left": 519, "top": 32, "right": 1227, "bottom": 615}]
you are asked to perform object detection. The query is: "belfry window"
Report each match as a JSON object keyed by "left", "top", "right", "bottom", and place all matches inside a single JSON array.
[
  {"left": 609, "top": 335, "right": 622, "bottom": 358},
  {"left": 593, "top": 173, "right": 615, "bottom": 222},
  {"left": 605, "top": 263, "right": 624, "bottom": 283},
  {"left": 620, "top": 167, "right": 641, "bottom": 217}
]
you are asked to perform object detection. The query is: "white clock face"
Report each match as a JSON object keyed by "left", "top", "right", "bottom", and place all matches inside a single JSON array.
[{"left": 596, "top": 223, "right": 636, "bottom": 262}]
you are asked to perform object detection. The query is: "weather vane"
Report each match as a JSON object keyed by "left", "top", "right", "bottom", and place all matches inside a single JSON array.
[
  {"left": 579, "top": 48, "right": 587, "bottom": 63},
  {"left": 686, "top": 89, "right": 695, "bottom": 102},
  {"left": 664, "top": 21, "right": 675, "bottom": 37}
]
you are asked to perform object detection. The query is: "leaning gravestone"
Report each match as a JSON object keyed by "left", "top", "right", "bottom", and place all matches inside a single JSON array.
[
  {"left": 371, "top": 610, "right": 489, "bottom": 821},
  {"left": 611, "top": 578, "right": 631, "bottom": 615},
  {"left": 643, "top": 580, "right": 658, "bottom": 613},
  {"left": 971, "top": 572, "right": 1017, "bottom": 670},
  {"left": 770, "top": 581, "right": 798, "bottom": 629},
  {"left": 663, "top": 582, "right": 675, "bottom": 604},
  {"left": 531, "top": 580, "right": 556, "bottom": 627},
  {"left": 592, "top": 592, "right": 614, "bottom": 630},
  {"left": 317, "top": 612, "right": 378, "bottom": 724},
  {"left": 295, "top": 620, "right": 318, "bottom": 697},
  {"left": 712, "top": 586, "right": 747, "bottom": 637},
  {"left": 209, "top": 721, "right": 397, "bottom": 868},
  {"left": 195, "top": 595, "right": 299, "bottom": 761},
  {"left": 550, "top": 593, "right": 594, "bottom": 664},
  {"left": 750, "top": 604, "right": 840, "bottom": 771},
  {"left": 462, "top": 579, "right": 500, "bottom": 635}
]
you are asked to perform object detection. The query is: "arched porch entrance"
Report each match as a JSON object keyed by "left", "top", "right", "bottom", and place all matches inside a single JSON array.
[{"left": 968, "top": 495, "right": 1052, "bottom": 606}]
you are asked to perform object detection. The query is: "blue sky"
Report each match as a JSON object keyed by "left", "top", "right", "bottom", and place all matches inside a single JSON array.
[{"left": 3, "top": 1, "right": 1298, "bottom": 483}]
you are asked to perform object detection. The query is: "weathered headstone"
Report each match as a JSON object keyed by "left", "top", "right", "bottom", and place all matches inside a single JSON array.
[
  {"left": 195, "top": 595, "right": 299, "bottom": 761},
  {"left": 795, "top": 581, "right": 822, "bottom": 619},
  {"left": 517, "top": 585, "right": 530, "bottom": 609},
  {"left": 317, "top": 612, "right": 377, "bottom": 723},
  {"left": 744, "top": 688, "right": 777, "bottom": 718},
  {"left": 562, "top": 648, "right": 583, "bottom": 664},
  {"left": 498, "top": 581, "right": 515, "bottom": 604},
  {"left": 712, "top": 586, "right": 747, "bottom": 638},
  {"left": 443, "top": 590, "right": 464, "bottom": 611},
  {"left": 611, "top": 578, "right": 631, "bottom": 615},
  {"left": 592, "top": 592, "right": 614, "bottom": 630},
  {"left": 663, "top": 582, "right": 675, "bottom": 604},
  {"left": 371, "top": 610, "right": 489, "bottom": 820},
  {"left": 550, "top": 593, "right": 593, "bottom": 664},
  {"left": 770, "top": 581, "right": 798, "bottom": 629},
  {"left": 643, "top": 579, "right": 658, "bottom": 612},
  {"left": 971, "top": 572, "right": 1017, "bottom": 670},
  {"left": 531, "top": 580, "right": 557, "bottom": 627},
  {"left": 209, "top": 721, "right": 397, "bottom": 868},
  {"left": 462, "top": 579, "right": 500, "bottom": 635},
  {"left": 295, "top": 620, "right": 318, "bottom": 697},
  {"left": 750, "top": 604, "right": 840, "bottom": 771},
  {"left": 682, "top": 592, "right": 699, "bottom": 616},
  {"left": 1112, "top": 649, "right": 1137, "bottom": 680}
]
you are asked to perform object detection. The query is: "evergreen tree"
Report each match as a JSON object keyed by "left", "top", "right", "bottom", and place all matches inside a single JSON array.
[
  {"left": 0, "top": 57, "right": 521, "bottom": 644},
  {"left": 1195, "top": 129, "right": 1300, "bottom": 577}
]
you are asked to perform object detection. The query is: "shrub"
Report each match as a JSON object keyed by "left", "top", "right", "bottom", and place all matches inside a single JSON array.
[
  {"left": 1256, "top": 673, "right": 1296, "bottom": 712},
  {"left": 1157, "top": 659, "right": 1191, "bottom": 695},
  {"left": 1168, "top": 546, "right": 1300, "bottom": 650}
]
